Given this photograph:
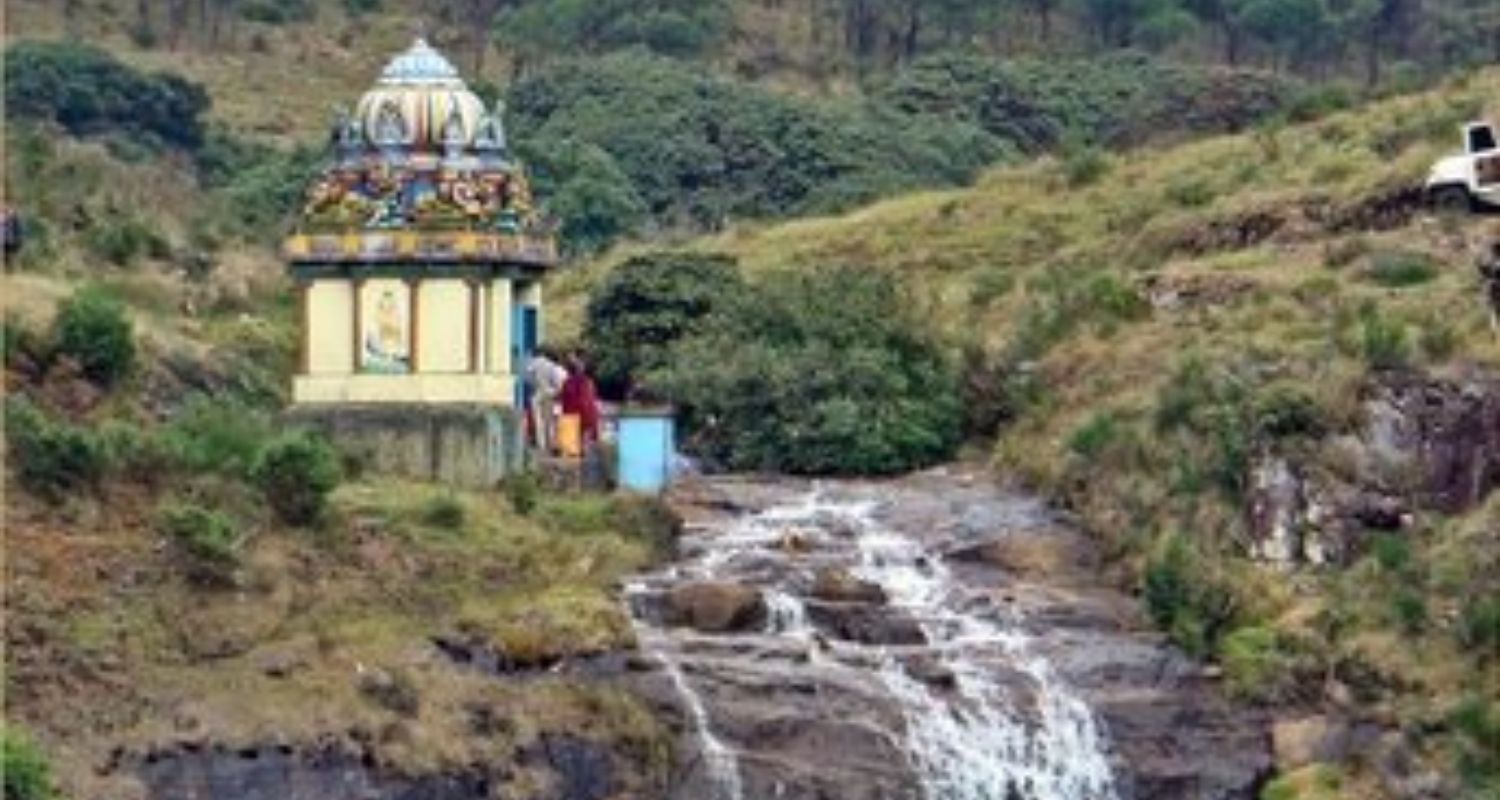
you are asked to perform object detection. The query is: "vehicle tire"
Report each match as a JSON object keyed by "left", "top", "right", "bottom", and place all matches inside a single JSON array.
[{"left": 1429, "top": 184, "right": 1474, "bottom": 214}]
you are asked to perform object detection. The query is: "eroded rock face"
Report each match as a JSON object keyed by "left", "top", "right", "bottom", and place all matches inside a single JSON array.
[
  {"left": 1247, "top": 371, "right": 1499, "bottom": 567},
  {"left": 1364, "top": 371, "right": 1500, "bottom": 513}
]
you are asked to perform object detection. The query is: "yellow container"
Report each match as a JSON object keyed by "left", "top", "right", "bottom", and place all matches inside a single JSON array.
[{"left": 557, "top": 414, "right": 583, "bottom": 459}]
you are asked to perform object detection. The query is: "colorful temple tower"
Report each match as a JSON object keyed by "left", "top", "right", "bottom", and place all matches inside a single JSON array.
[{"left": 284, "top": 38, "right": 556, "bottom": 485}]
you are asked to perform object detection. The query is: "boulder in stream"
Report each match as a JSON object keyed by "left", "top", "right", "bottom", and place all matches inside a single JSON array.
[{"left": 666, "top": 581, "right": 767, "bottom": 633}]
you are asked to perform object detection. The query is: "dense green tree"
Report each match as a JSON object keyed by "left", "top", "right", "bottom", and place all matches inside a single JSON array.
[
  {"left": 1234, "top": 0, "right": 1334, "bottom": 69},
  {"left": 520, "top": 139, "right": 646, "bottom": 255},
  {"left": 507, "top": 52, "right": 1000, "bottom": 243},
  {"left": 3, "top": 40, "right": 210, "bottom": 150},
  {"left": 582, "top": 251, "right": 744, "bottom": 399},
  {"left": 653, "top": 267, "right": 963, "bottom": 475}
]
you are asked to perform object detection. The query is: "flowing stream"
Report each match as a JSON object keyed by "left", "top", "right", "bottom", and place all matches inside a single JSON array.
[{"left": 625, "top": 477, "right": 1119, "bottom": 800}]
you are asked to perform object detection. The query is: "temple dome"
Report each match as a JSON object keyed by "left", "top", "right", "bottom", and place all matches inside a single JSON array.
[{"left": 353, "top": 38, "right": 489, "bottom": 151}]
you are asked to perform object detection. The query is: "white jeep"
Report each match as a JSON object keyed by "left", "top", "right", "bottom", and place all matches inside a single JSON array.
[{"left": 1426, "top": 121, "right": 1500, "bottom": 213}]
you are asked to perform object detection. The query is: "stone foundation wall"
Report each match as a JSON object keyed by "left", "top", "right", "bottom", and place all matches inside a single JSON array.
[{"left": 285, "top": 404, "right": 522, "bottom": 488}]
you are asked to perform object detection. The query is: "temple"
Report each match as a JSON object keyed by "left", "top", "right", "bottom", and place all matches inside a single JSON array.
[{"left": 284, "top": 38, "right": 557, "bottom": 485}]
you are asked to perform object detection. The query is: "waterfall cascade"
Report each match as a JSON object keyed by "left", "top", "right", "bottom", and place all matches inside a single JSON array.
[{"left": 625, "top": 481, "right": 1119, "bottom": 800}]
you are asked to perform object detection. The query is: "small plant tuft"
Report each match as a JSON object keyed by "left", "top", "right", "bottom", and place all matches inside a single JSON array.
[{"left": 158, "top": 500, "right": 243, "bottom": 584}]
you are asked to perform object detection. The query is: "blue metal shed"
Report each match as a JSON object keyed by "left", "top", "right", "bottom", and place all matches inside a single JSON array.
[{"left": 615, "top": 407, "right": 676, "bottom": 493}]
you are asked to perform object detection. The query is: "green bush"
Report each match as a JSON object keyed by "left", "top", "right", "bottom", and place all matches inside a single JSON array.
[
  {"left": 250, "top": 432, "right": 342, "bottom": 526},
  {"left": 1359, "top": 309, "right": 1411, "bottom": 370},
  {"left": 4, "top": 40, "right": 209, "bottom": 150},
  {"left": 95, "top": 419, "right": 172, "bottom": 475},
  {"left": 1067, "top": 411, "right": 1121, "bottom": 458},
  {"left": 1143, "top": 534, "right": 1236, "bottom": 657},
  {"left": 1063, "top": 145, "right": 1110, "bottom": 187},
  {"left": 583, "top": 251, "right": 744, "bottom": 399},
  {"left": 654, "top": 267, "right": 962, "bottom": 475},
  {"left": 1457, "top": 595, "right": 1500, "bottom": 659},
  {"left": 2, "top": 726, "right": 54, "bottom": 800},
  {"left": 52, "top": 286, "right": 135, "bottom": 387},
  {"left": 1154, "top": 358, "right": 1257, "bottom": 500},
  {"left": 83, "top": 217, "right": 170, "bottom": 266},
  {"left": 1253, "top": 385, "right": 1328, "bottom": 440},
  {"left": 421, "top": 494, "right": 467, "bottom": 530},
  {"left": 1364, "top": 249, "right": 1439, "bottom": 288},
  {"left": 157, "top": 501, "right": 242, "bottom": 583},
  {"left": 1220, "top": 625, "right": 1303, "bottom": 702},
  {"left": 501, "top": 472, "right": 540, "bottom": 516},
  {"left": 162, "top": 397, "right": 274, "bottom": 477},
  {"left": 4, "top": 399, "right": 105, "bottom": 499},
  {"left": 1450, "top": 696, "right": 1500, "bottom": 793},
  {"left": 1389, "top": 588, "right": 1428, "bottom": 635},
  {"left": 1370, "top": 532, "right": 1413, "bottom": 573}
]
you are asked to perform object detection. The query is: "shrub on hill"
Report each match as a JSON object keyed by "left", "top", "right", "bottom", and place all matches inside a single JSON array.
[
  {"left": 157, "top": 500, "right": 244, "bottom": 585},
  {"left": 4, "top": 400, "right": 105, "bottom": 500},
  {"left": 654, "top": 267, "right": 962, "bottom": 475},
  {"left": 251, "top": 431, "right": 342, "bottom": 526},
  {"left": 2, "top": 727, "right": 55, "bottom": 800},
  {"left": 583, "top": 251, "right": 745, "bottom": 399},
  {"left": 509, "top": 53, "right": 1002, "bottom": 243},
  {"left": 52, "top": 285, "right": 135, "bottom": 387},
  {"left": 4, "top": 40, "right": 210, "bottom": 150}
]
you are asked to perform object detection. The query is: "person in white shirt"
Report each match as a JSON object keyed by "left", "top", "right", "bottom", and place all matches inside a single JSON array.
[{"left": 525, "top": 347, "right": 568, "bottom": 455}]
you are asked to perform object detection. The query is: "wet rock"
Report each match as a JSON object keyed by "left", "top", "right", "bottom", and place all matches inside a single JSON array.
[
  {"left": 527, "top": 734, "right": 615, "bottom": 800},
  {"left": 901, "top": 655, "right": 956, "bottom": 691},
  {"left": 776, "top": 530, "right": 814, "bottom": 554},
  {"left": 805, "top": 601, "right": 925, "bottom": 646},
  {"left": 666, "top": 581, "right": 767, "bottom": 633},
  {"left": 810, "top": 568, "right": 887, "bottom": 605},
  {"left": 946, "top": 530, "right": 1096, "bottom": 579},
  {"left": 1272, "top": 715, "right": 1352, "bottom": 771}
]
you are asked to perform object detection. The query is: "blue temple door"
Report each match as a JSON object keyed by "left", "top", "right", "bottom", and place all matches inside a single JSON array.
[{"left": 512, "top": 304, "right": 539, "bottom": 408}]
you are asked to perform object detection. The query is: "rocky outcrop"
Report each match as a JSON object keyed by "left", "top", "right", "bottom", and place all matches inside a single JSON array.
[
  {"left": 1248, "top": 370, "right": 1499, "bottom": 566},
  {"left": 665, "top": 581, "right": 766, "bottom": 633}
]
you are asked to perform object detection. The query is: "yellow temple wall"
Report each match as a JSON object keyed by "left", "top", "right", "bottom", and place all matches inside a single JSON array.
[
  {"left": 488, "top": 279, "right": 513, "bottom": 375},
  {"left": 306, "top": 280, "right": 354, "bottom": 374},
  {"left": 294, "top": 275, "right": 523, "bottom": 407},
  {"left": 418, "top": 279, "right": 472, "bottom": 373}
]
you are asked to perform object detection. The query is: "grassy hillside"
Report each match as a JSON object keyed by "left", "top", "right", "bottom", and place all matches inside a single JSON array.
[{"left": 555, "top": 68, "right": 1500, "bottom": 797}]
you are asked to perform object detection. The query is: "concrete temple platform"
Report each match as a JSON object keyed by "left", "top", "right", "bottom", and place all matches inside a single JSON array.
[{"left": 286, "top": 404, "right": 522, "bottom": 488}]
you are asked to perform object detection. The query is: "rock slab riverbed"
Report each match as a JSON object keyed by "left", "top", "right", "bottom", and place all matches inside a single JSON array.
[{"left": 625, "top": 467, "right": 1273, "bottom": 800}]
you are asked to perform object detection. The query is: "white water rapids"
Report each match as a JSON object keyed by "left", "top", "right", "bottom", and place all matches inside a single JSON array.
[{"left": 625, "top": 482, "right": 1119, "bottom": 800}]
